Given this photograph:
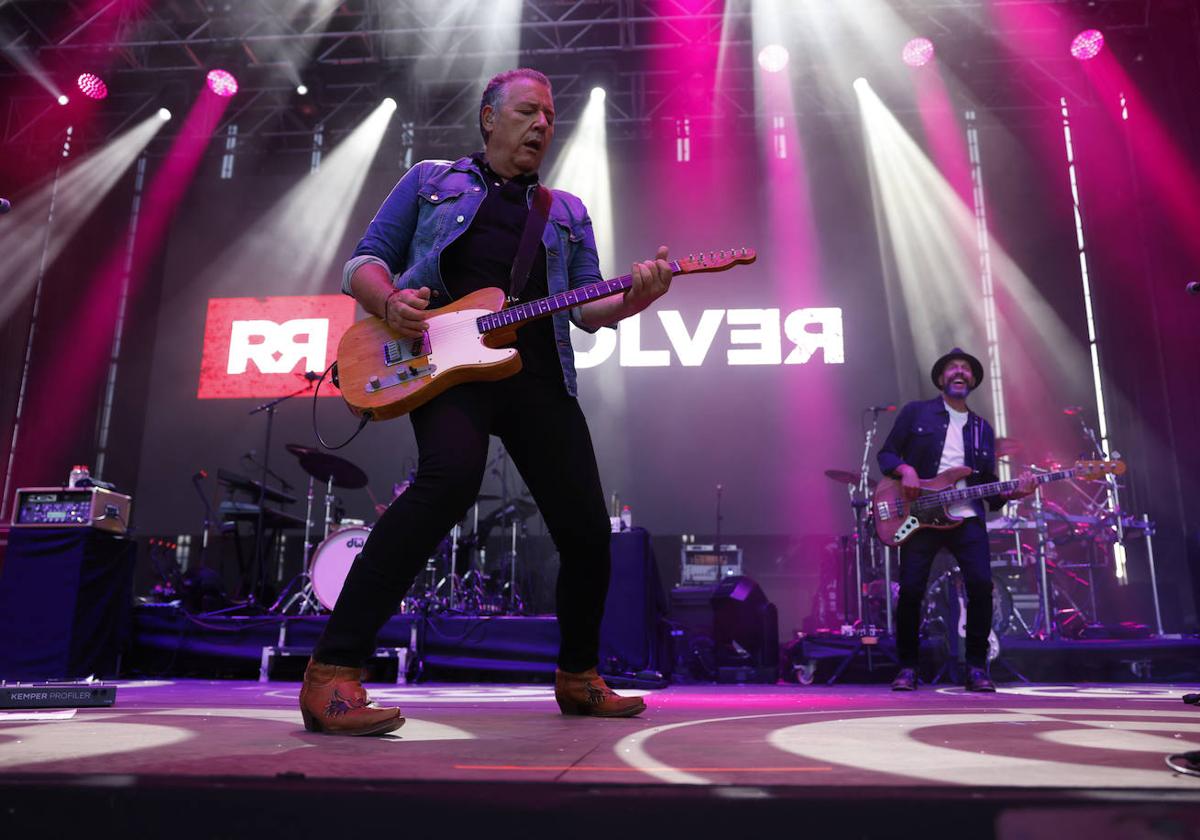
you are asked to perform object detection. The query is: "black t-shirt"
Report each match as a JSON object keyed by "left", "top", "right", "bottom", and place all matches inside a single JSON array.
[{"left": 438, "top": 154, "right": 560, "bottom": 383}]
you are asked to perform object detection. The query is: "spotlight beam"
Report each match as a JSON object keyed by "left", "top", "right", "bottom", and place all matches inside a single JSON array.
[
  {"left": 189, "top": 96, "right": 399, "bottom": 299},
  {"left": 854, "top": 81, "right": 1096, "bottom": 411},
  {"left": 0, "top": 114, "right": 167, "bottom": 322}
]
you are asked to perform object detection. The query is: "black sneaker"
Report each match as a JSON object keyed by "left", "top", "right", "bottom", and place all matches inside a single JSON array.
[
  {"left": 891, "top": 667, "right": 917, "bottom": 691},
  {"left": 964, "top": 666, "right": 996, "bottom": 692}
]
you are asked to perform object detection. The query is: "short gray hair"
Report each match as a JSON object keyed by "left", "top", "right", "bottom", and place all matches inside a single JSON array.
[{"left": 479, "top": 68, "right": 551, "bottom": 143}]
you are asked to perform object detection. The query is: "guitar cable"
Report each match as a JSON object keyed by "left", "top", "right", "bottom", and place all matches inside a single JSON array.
[{"left": 312, "top": 360, "right": 373, "bottom": 450}]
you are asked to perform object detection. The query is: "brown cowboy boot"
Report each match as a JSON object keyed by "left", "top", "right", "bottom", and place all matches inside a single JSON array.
[
  {"left": 555, "top": 668, "right": 646, "bottom": 718},
  {"left": 298, "top": 658, "right": 405, "bottom": 736}
]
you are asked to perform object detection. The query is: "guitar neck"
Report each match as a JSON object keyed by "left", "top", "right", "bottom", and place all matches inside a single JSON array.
[
  {"left": 475, "top": 262, "right": 682, "bottom": 334},
  {"left": 932, "top": 468, "right": 1075, "bottom": 506}
]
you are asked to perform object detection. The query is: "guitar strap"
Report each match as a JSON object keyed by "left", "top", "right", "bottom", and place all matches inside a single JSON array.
[{"left": 508, "top": 184, "right": 553, "bottom": 302}]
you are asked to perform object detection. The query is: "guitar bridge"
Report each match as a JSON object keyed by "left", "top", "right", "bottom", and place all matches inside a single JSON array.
[
  {"left": 383, "top": 334, "right": 431, "bottom": 367},
  {"left": 365, "top": 363, "right": 437, "bottom": 393}
]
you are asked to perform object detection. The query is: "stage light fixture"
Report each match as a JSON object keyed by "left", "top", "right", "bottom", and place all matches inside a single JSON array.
[
  {"left": 1070, "top": 29, "right": 1105, "bottom": 61},
  {"left": 206, "top": 68, "right": 239, "bottom": 97},
  {"left": 157, "top": 107, "right": 172, "bottom": 121},
  {"left": 77, "top": 73, "right": 108, "bottom": 100},
  {"left": 57, "top": 94, "right": 69, "bottom": 105},
  {"left": 382, "top": 96, "right": 398, "bottom": 112},
  {"left": 296, "top": 84, "right": 308, "bottom": 96},
  {"left": 902, "top": 37, "right": 935, "bottom": 68},
  {"left": 757, "top": 44, "right": 789, "bottom": 74},
  {"left": 852, "top": 77, "right": 870, "bottom": 93},
  {"left": 590, "top": 86, "right": 606, "bottom": 102}
]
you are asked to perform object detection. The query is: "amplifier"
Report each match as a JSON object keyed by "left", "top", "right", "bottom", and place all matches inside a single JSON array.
[
  {"left": 12, "top": 487, "right": 132, "bottom": 534},
  {"left": 0, "top": 682, "right": 117, "bottom": 709},
  {"left": 680, "top": 543, "right": 742, "bottom": 584}
]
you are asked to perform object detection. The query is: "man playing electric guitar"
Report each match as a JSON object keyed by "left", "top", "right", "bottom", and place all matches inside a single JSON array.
[
  {"left": 299, "top": 68, "right": 673, "bottom": 734},
  {"left": 877, "top": 348, "right": 1036, "bottom": 692}
]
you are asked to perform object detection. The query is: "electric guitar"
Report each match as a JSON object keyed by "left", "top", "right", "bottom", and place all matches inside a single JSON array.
[
  {"left": 336, "top": 248, "right": 757, "bottom": 421},
  {"left": 873, "top": 459, "right": 1126, "bottom": 547}
]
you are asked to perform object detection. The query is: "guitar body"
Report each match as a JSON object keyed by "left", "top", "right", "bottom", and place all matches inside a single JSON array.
[
  {"left": 873, "top": 466, "right": 973, "bottom": 547},
  {"left": 337, "top": 287, "right": 519, "bottom": 421}
]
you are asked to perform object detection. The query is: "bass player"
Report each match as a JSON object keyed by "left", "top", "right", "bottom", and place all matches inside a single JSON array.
[{"left": 877, "top": 348, "right": 1036, "bottom": 692}]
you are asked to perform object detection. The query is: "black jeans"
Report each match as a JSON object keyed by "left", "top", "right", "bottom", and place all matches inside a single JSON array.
[
  {"left": 313, "top": 371, "right": 612, "bottom": 672},
  {"left": 895, "top": 517, "right": 992, "bottom": 669}
]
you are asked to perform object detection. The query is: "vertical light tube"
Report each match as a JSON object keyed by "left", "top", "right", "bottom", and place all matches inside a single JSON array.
[
  {"left": 1060, "top": 95, "right": 1126, "bottom": 582},
  {"left": 1, "top": 126, "right": 74, "bottom": 519},
  {"left": 965, "top": 110, "right": 1008, "bottom": 479},
  {"left": 95, "top": 154, "right": 148, "bottom": 478}
]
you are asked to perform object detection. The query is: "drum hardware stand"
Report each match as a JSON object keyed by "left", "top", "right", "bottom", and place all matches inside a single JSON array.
[
  {"left": 1029, "top": 476, "right": 1057, "bottom": 639},
  {"left": 848, "top": 406, "right": 886, "bottom": 627},
  {"left": 502, "top": 516, "right": 526, "bottom": 614},
  {"left": 1142, "top": 513, "right": 1165, "bottom": 636}
]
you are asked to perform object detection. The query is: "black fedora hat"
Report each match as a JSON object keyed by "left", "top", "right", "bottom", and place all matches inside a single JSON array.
[{"left": 930, "top": 347, "right": 984, "bottom": 391}]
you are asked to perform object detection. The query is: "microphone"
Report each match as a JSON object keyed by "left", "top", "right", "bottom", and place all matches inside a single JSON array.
[
  {"left": 869, "top": 404, "right": 897, "bottom": 413},
  {"left": 1186, "top": 281, "right": 1200, "bottom": 296},
  {"left": 296, "top": 370, "right": 322, "bottom": 381},
  {"left": 1062, "top": 406, "right": 1085, "bottom": 416},
  {"left": 0, "top": 198, "right": 10, "bottom": 214}
]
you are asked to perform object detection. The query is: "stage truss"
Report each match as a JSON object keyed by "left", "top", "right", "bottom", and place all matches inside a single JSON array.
[{"left": 0, "top": 0, "right": 1173, "bottom": 155}]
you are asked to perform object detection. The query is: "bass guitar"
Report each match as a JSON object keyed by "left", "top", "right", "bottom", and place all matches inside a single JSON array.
[
  {"left": 336, "top": 248, "right": 756, "bottom": 421},
  {"left": 873, "top": 459, "right": 1125, "bottom": 547}
]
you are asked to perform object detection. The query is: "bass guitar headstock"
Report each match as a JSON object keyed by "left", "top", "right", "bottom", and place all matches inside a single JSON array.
[
  {"left": 1074, "top": 459, "right": 1126, "bottom": 480},
  {"left": 677, "top": 248, "right": 757, "bottom": 275}
]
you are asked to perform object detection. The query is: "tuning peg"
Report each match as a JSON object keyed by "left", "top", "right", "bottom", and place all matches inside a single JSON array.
[{"left": 741, "top": 247, "right": 747, "bottom": 255}]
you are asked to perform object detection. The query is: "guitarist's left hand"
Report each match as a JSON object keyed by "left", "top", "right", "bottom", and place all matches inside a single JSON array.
[
  {"left": 624, "top": 245, "right": 673, "bottom": 314},
  {"left": 1007, "top": 471, "right": 1037, "bottom": 500}
]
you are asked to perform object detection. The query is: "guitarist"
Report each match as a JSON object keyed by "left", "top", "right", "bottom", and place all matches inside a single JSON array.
[
  {"left": 877, "top": 348, "right": 1035, "bottom": 693},
  {"left": 299, "top": 69, "right": 673, "bottom": 735}
]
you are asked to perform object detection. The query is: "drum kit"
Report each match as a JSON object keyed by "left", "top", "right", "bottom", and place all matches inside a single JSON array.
[
  {"left": 826, "top": 413, "right": 1161, "bottom": 648},
  {"left": 271, "top": 445, "right": 541, "bottom": 617}
]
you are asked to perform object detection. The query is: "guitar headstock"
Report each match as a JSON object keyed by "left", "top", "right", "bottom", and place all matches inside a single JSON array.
[
  {"left": 676, "top": 248, "right": 757, "bottom": 275},
  {"left": 1074, "top": 459, "right": 1126, "bottom": 480}
]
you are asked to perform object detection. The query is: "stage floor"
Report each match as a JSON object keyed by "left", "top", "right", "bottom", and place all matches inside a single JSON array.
[
  {"left": 3, "top": 679, "right": 1200, "bottom": 787},
  {"left": 4, "top": 680, "right": 1200, "bottom": 837}
]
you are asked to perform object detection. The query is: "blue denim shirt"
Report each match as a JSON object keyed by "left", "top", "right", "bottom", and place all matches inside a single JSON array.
[
  {"left": 877, "top": 396, "right": 1005, "bottom": 517},
  {"left": 342, "top": 156, "right": 605, "bottom": 396}
]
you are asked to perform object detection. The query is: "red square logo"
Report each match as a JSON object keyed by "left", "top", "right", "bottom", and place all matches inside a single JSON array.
[{"left": 197, "top": 295, "right": 357, "bottom": 399}]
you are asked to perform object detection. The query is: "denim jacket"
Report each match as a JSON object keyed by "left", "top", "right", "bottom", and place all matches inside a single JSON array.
[
  {"left": 342, "top": 156, "right": 605, "bottom": 396},
  {"left": 876, "top": 396, "right": 1005, "bottom": 517}
]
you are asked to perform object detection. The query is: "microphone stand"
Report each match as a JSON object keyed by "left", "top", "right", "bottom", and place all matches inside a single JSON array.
[
  {"left": 246, "top": 382, "right": 310, "bottom": 607},
  {"left": 190, "top": 471, "right": 214, "bottom": 573}
]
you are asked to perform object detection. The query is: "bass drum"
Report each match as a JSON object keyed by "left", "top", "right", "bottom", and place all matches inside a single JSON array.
[
  {"left": 310, "top": 525, "right": 371, "bottom": 611},
  {"left": 923, "top": 570, "right": 1014, "bottom": 662}
]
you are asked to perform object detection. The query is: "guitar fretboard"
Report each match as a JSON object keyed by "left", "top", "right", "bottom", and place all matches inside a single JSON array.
[
  {"left": 476, "top": 261, "right": 682, "bottom": 333},
  {"left": 912, "top": 469, "right": 1073, "bottom": 513}
]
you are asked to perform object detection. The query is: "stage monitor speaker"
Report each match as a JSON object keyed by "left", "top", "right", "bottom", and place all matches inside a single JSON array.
[
  {"left": 0, "top": 527, "right": 135, "bottom": 680},
  {"left": 599, "top": 528, "right": 668, "bottom": 676},
  {"left": 711, "top": 575, "right": 779, "bottom": 683}
]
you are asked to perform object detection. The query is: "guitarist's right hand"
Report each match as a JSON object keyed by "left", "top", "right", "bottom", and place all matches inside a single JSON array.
[
  {"left": 384, "top": 286, "right": 431, "bottom": 339},
  {"left": 897, "top": 465, "right": 921, "bottom": 501}
]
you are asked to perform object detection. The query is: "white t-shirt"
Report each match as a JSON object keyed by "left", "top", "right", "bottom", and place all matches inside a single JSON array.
[{"left": 936, "top": 401, "right": 975, "bottom": 519}]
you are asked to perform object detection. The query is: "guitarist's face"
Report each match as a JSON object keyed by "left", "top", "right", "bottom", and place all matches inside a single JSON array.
[
  {"left": 482, "top": 78, "right": 556, "bottom": 178},
  {"left": 939, "top": 359, "right": 975, "bottom": 399}
]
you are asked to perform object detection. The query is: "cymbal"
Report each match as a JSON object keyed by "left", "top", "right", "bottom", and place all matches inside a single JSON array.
[
  {"left": 824, "top": 469, "right": 877, "bottom": 490},
  {"left": 301, "top": 453, "right": 368, "bottom": 489},
  {"left": 995, "top": 437, "right": 1023, "bottom": 458}
]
